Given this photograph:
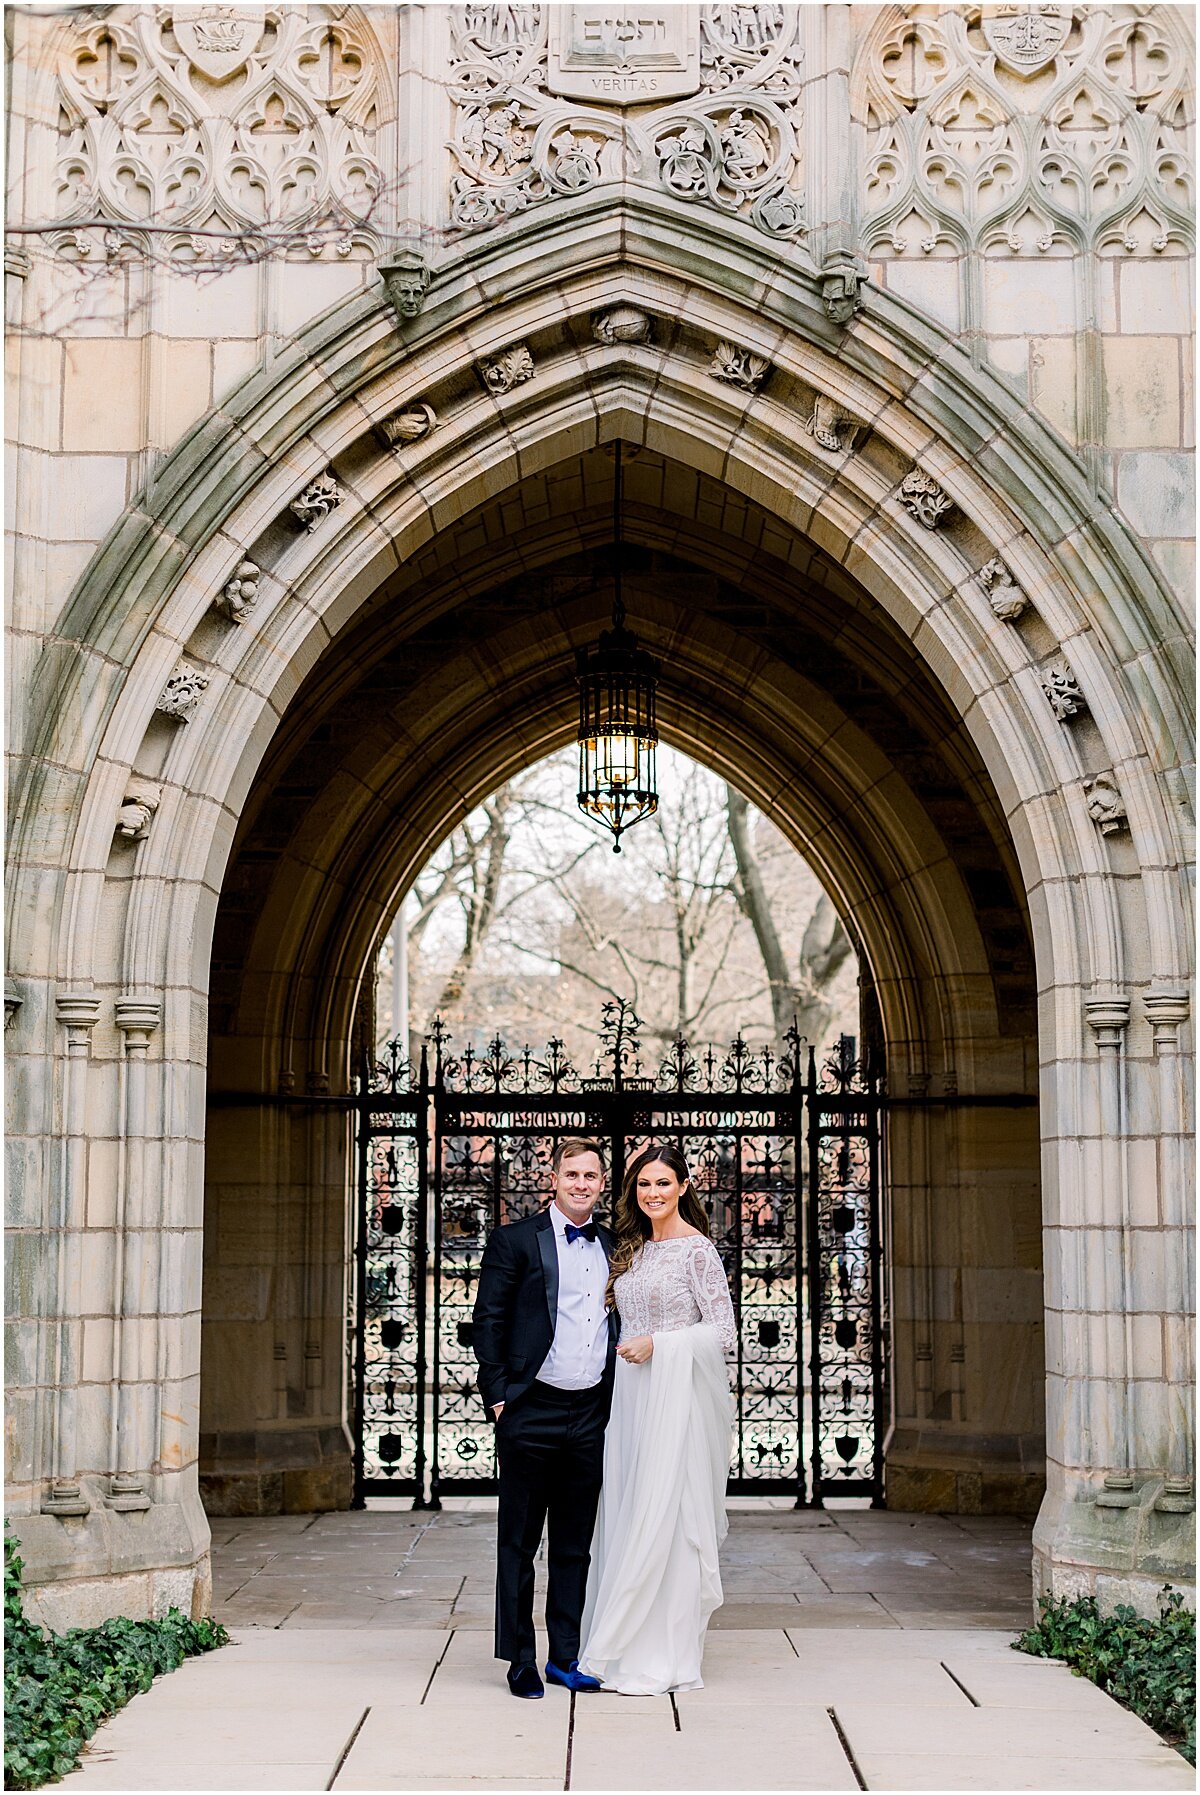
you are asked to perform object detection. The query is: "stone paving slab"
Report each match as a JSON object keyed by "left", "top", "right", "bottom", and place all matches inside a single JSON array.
[
  {"left": 846, "top": 1752, "right": 1194, "bottom": 1792},
  {"left": 339, "top": 1703, "right": 569, "bottom": 1785},
  {"left": 57, "top": 1511, "right": 1192, "bottom": 1793}
]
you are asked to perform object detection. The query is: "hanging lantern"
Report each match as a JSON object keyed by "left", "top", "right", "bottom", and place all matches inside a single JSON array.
[{"left": 576, "top": 446, "right": 660, "bottom": 853}]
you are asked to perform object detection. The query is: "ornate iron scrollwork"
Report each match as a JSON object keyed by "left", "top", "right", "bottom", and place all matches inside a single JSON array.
[{"left": 354, "top": 1013, "right": 885, "bottom": 1506}]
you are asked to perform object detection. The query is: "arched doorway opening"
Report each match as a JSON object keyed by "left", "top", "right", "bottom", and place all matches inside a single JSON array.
[
  {"left": 197, "top": 442, "right": 1043, "bottom": 1528},
  {"left": 355, "top": 743, "right": 870, "bottom": 1508}
]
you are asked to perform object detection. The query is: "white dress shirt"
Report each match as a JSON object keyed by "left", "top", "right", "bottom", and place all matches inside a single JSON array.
[{"left": 536, "top": 1200, "right": 610, "bottom": 1390}]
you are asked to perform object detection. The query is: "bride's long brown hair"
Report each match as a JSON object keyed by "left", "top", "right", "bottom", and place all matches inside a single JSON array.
[{"left": 604, "top": 1141, "right": 711, "bottom": 1310}]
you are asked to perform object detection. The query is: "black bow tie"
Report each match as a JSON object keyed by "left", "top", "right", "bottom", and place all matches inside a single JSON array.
[{"left": 565, "top": 1222, "right": 598, "bottom": 1244}]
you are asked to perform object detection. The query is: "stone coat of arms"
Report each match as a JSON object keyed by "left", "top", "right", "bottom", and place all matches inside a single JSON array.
[{"left": 172, "top": 5, "right": 266, "bottom": 82}]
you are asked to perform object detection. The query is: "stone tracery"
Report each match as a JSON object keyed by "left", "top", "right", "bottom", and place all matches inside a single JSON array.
[
  {"left": 858, "top": 5, "right": 1193, "bottom": 264},
  {"left": 53, "top": 6, "right": 387, "bottom": 251}
]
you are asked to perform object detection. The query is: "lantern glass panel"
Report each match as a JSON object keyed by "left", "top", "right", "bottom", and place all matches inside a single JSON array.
[{"left": 598, "top": 732, "right": 641, "bottom": 787}]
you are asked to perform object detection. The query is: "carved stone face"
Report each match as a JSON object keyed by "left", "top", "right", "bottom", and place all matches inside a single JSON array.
[
  {"left": 390, "top": 273, "right": 426, "bottom": 317},
  {"left": 381, "top": 257, "right": 431, "bottom": 320}
]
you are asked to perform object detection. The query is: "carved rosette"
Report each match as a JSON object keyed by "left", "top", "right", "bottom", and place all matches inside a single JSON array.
[
  {"left": 1041, "top": 658, "right": 1087, "bottom": 721},
  {"left": 155, "top": 661, "right": 209, "bottom": 724},
  {"left": 977, "top": 555, "right": 1028, "bottom": 622},
  {"left": 898, "top": 468, "right": 953, "bottom": 529},
  {"left": 447, "top": 6, "right": 806, "bottom": 244},
  {"left": 1084, "top": 769, "right": 1129, "bottom": 836},
  {"left": 215, "top": 559, "right": 261, "bottom": 624},
  {"left": 290, "top": 472, "right": 342, "bottom": 532},
  {"left": 381, "top": 404, "right": 437, "bottom": 448},
  {"left": 710, "top": 341, "right": 770, "bottom": 392},
  {"left": 479, "top": 343, "right": 535, "bottom": 394}
]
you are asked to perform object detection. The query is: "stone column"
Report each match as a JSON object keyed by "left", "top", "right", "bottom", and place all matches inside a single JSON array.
[
  {"left": 1143, "top": 991, "right": 1193, "bottom": 1482},
  {"left": 108, "top": 996, "right": 162, "bottom": 1510},
  {"left": 1083, "top": 995, "right": 1133, "bottom": 1477},
  {"left": 43, "top": 993, "right": 102, "bottom": 1516}
]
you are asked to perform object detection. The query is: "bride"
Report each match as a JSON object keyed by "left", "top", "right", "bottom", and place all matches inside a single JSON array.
[{"left": 578, "top": 1142, "right": 736, "bottom": 1695}]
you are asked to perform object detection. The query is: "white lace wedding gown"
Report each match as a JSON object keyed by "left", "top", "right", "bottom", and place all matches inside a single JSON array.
[{"left": 577, "top": 1235, "right": 736, "bottom": 1695}]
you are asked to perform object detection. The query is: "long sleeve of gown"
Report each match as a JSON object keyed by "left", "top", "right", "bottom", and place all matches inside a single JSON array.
[{"left": 686, "top": 1239, "right": 737, "bottom": 1355}]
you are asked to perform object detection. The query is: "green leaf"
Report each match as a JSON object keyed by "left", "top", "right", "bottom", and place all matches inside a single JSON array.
[{"left": 3, "top": 1521, "right": 230, "bottom": 1789}]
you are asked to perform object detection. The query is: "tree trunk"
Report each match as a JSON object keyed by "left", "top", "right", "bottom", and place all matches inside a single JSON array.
[
  {"left": 726, "top": 785, "right": 854, "bottom": 1052},
  {"left": 433, "top": 796, "right": 511, "bottom": 1018},
  {"left": 726, "top": 785, "right": 796, "bottom": 1044}
]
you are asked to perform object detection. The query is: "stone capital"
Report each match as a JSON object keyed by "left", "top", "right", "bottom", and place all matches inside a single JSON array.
[
  {"left": 1143, "top": 990, "right": 1189, "bottom": 1042},
  {"left": 115, "top": 996, "right": 163, "bottom": 1048},
  {"left": 55, "top": 993, "right": 102, "bottom": 1044},
  {"left": 1084, "top": 995, "right": 1131, "bottom": 1050},
  {"left": 4, "top": 980, "right": 22, "bottom": 1029}
]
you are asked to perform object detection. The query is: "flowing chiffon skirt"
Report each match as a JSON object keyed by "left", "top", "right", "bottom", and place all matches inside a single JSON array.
[{"left": 577, "top": 1323, "right": 733, "bottom": 1695}]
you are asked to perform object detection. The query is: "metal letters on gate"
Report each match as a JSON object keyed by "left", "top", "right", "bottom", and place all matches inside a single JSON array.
[{"left": 353, "top": 1004, "right": 885, "bottom": 1507}]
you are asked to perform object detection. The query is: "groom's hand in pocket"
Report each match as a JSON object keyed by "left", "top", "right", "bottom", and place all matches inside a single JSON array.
[{"left": 616, "top": 1335, "right": 653, "bottom": 1364}]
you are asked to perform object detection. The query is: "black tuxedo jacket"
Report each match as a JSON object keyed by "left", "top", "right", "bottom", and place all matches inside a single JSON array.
[{"left": 471, "top": 1207, "right": 618, "bottom": 1418}]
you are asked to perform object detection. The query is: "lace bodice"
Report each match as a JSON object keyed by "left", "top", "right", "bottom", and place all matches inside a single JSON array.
[{"left": 613, "top": 1235, "right": 737, "bottom": 1356}]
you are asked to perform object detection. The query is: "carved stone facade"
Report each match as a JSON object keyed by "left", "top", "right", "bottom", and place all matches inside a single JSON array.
[
  {"left": 447, "top": 5, "right": 805, "bottom": 240},
  {"left": 4, "top": 4, "right": 1194, "bottom": 1635},
  {"left": 53, "top": 7, "right": 389, "bottom": 259}
]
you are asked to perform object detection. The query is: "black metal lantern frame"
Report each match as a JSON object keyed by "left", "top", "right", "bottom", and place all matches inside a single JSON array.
[{"left": 576, "top": 444, "right": 660, "bottom": 853}]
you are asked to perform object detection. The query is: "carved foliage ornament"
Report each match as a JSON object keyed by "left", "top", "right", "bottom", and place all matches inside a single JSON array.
[
  {"left": 54, "top": 7, "right": 385, "bottom": 245},
  {"left": 447, "top": 5, "right": 805, "bottom": 243},
  {"left": 710, "top": 340, "right": 769, "bottom": 392},
  {"left": 1041, "top": 657, "right": 1087, "bottom": 720},
  {"left": 479, "top": 342, "right": 535, "bottom": 393},
  {"left": 155, "top": 659, "right": 210, "bottom": 722},
  {"left": 977, "top": 554, "right": 1027, "bottom": 621},
  {"left": 1084, "top": 769, "right": 1128, "bottom": 836},
  {"left": 290, "top": 471, "right": 342, "bottom": 531},
  {"left": 862, "top": 5, "right": 1193, "bottom": 264},
  {"left": 898, "top": 467, "right": 954, "bottom": 528}
]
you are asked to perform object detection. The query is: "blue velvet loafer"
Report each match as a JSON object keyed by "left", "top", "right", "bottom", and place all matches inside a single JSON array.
[
  {"left": 507, "top": 1662, "right": 544, "bottom": 1698},
  {"left": 545, "top": 1659, "right": 601, "bottom": 1692}
]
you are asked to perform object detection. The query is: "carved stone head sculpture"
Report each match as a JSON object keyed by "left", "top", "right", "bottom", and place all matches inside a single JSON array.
[{"left": 379, "top": 250, "right": 431, "bottom": 322}]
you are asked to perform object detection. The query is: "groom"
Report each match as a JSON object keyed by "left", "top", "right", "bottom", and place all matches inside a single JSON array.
[{"left": 472, "top": 1137, "right": 618, "bottom": 1699}]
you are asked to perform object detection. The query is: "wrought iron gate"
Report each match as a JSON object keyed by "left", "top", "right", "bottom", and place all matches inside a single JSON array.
[{"left": 353, "top": 1003, "right": 885, "bottom": 1507}]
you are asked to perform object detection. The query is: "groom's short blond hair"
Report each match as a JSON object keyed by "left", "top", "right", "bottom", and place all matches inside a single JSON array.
[{"left": 552, "top": 1136, "right": 606, "bottom": 1173}]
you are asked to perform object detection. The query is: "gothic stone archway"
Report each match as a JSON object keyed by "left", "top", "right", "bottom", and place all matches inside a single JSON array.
[{"left": 7, "top": 192, "right": 1192, "bottom": 1625}]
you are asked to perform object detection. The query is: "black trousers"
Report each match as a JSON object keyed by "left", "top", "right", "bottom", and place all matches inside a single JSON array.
[{"left": 494, "top": 1380, "right": 607, "bottom": 1667}]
